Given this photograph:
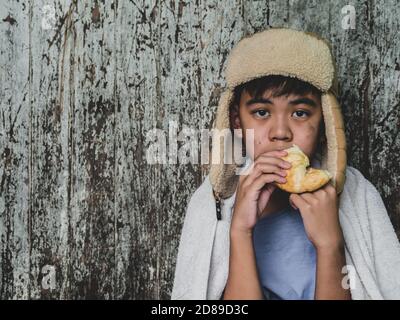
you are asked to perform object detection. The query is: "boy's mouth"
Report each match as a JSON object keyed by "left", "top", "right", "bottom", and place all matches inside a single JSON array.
[{"left": 273, "top": 145, "right": 293, "bottom": 151}]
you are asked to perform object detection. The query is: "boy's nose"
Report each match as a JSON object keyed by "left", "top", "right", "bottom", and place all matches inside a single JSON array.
[
  {"left": 269, "top": 123, "right": 292, "bottom": 142},
  {"left": 271, "top": 135, "right": 291, "bottom": 142}
]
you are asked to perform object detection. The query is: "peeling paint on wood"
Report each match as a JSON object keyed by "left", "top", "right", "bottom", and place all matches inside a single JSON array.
[{"left": 0, "top": 0, "right": 399, "bottom": 299}]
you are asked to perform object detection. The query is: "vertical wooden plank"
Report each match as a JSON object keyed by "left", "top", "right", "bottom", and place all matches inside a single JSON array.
[
  {"left": 115, "top": 1, "right": 152, "bottom": 299},
  {"left": 29, "top": 0, "right": 75, "bottom": 298},
  {"left": 29, "top": 0, "right": 117, "bottom": 299},
  {"left": 328, "top": 0, "right": 371, "bottom": 171},
  {"left": 368, "top": 0, "right": 400, "bottom": 237},
  {"left": 0, "top": 0, "right": 30, "bottom": 299},
  {"left": 66, "top": 0, "right": 117, "bottom": 299},
  {"left": 114, "top": 0, "right": 161, "bottom": 300}
]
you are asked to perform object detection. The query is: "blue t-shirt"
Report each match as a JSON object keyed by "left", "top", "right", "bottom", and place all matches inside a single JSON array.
[{"left": 252, "top": 206, "right": 317, "bottom": 300}]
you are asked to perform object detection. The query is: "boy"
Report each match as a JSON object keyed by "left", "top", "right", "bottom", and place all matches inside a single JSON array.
[{"left": 171, "top": 28, "right": 400, "bottom": 300}]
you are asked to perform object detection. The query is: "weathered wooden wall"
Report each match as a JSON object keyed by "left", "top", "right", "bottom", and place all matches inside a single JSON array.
[{"left": 0, "top": 0, "right": 399, "bottom": 299}]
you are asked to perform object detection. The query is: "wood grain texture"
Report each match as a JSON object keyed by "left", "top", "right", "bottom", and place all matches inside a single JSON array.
[
  {"left": 0, "top": 0, "right": 30, "bottom": 299},
  {"left": 0, "top": 0, "right": 399, "bottom": 299}
]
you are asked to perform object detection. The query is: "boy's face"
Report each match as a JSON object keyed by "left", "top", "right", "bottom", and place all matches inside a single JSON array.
[{"left": 232, "top": 88, "right": 323, "bottom": 160}]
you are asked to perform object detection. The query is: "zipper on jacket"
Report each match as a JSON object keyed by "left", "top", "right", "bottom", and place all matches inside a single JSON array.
[{"left": 213, "top": 190, "right": 222, "bottom": 221}]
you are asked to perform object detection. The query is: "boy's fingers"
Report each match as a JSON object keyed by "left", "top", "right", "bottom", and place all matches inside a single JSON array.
[
  {"left": 252, "top": 163, "right": 287, "bottom": 177},
  {"left": 241, "top": 162, "right": 287, "bottom": 188},
  {"left": 260, "top": 150, "right": 288, "bottom": 158},
  {"left": 239, "top": 150, "right": 290, "bottom": 184},
  {"left": 257, "top": 149, "right": 290, "bottom": 162},
  {"left": 298, "top": 192, "right": 316, "bottom": 204},
  {"left": 289, "top": 193, "right": 310, "bottom": 211},
  {"left": 251, "top": 174, "right": 286, "bottom": 192},
  {"left": 256, "top": 155, "right": 292, "bottom": 169}
]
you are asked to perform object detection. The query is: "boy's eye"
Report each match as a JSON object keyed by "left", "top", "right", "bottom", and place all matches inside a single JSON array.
[
  {"left": 293, "top": 110, "right": 310, "bottom": 118},
  {"left": 252, "top": 109, "right": 270, "bottom": 118}
]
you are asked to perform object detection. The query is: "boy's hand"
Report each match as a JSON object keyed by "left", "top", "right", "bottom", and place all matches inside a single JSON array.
[
  {"left": 230, "top": 150, "right": 291, "bottom": 234},
  {"left": 289, "top": 183, "right": 344, "bottom": 251}
]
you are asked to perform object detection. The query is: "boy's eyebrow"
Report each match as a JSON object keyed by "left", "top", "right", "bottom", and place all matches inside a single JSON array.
[
  {"left": 288, "top": 97, "right": 318, "bottom": 108},
  {"left": 245, "top": 97, "right": 273, "bottom": 107},
  {"left": 245, "top": 97, "right": 318, "bottom": 108}
]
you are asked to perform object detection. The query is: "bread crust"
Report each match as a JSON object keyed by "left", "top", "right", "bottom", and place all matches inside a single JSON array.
[{"left": 275, "top": 144, "right": 332, "bottom": 193}]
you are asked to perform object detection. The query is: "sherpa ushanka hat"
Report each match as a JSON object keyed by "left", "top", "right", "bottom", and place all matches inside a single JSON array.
[{"left": 209, "top": 28, "right": 347, "bottom": 200}]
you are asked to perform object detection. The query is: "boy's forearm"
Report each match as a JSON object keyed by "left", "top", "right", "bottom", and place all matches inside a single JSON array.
[
  {"left": 223, "top": 229, "right": 264, "bottom": 300},
  {"left": 314, "top": 245, "right": 352, "bottom": 300}
]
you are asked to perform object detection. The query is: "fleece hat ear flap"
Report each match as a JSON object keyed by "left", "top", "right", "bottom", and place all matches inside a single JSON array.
[
  {"left": 209, "top": 89, "right": 240, "bottom": 199},
  {"left": 321, "top": 92, "right": 347, "bottom": 194}
]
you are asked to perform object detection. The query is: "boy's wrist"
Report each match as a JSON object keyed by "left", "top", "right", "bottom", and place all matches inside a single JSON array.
[
  {"left": 230, "top": 225, "right": 254, "bottom": 238},
  {"left": 315, "top": 241, "right": 345, "bottom": 255},
  {"left": 230, "top": 217, "right": 254, "bottom": 236}
]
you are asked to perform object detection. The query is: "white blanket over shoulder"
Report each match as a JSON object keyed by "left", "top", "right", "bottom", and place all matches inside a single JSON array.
[{"left": 171, "top": 166, "right": 400, "bottom": 300}]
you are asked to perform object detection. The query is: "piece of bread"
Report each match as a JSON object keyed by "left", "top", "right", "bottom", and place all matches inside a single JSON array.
[{"left": 275, "top": 144, "right": 332, "bottom": 193}]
